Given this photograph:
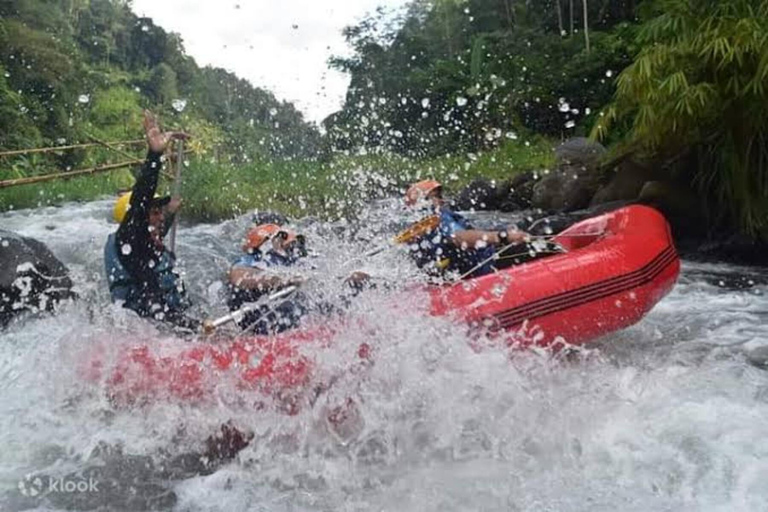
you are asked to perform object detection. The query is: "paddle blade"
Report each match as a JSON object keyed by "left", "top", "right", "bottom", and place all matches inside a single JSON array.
[{"left": 394, "top": 215, "right": 440, "bottom": 244}]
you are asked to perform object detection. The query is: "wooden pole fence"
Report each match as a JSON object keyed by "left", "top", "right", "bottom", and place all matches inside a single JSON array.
[
  {"left": 0, "top": 150, "right": 195, "bottom": 189},
  {"left": 0, "top": 139, "right": 145, "bottom": 158}
]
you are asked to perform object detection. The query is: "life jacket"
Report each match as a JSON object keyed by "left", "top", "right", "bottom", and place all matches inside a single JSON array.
[
  {"left": 104, "top": 233, "right": 188, "bottom": 313},
  {"left": 226, "top": 249, "right": 306, "bottom": 334},
  {"left": 409, "top": 208, "right": 495, "bottom": 278}
]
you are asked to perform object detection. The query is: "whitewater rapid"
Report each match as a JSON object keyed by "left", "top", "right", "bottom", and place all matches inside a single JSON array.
[{"left": 1, "top": 199, "right": 767, "bottom": 512}]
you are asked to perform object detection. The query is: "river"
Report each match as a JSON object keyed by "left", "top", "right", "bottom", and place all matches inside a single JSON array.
[{"left": 1, "top": 199, "right": 767, "bottom": 511}]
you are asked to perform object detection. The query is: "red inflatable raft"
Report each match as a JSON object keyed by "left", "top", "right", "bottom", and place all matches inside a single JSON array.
[{"left": 91, "top": 205, "right": 679, "bottom": 409}]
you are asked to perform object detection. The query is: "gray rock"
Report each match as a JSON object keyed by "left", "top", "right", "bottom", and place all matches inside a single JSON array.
[
  {"left": 531, "top": 138, "right": 607, "bottom": 212},
  {"left": 554, "top": 137, "right": 606, "bottom": 167},
  {"left": 0, "top": 229, "right": 76, "bottom": 327},
  {"left": 500, "top": 170, "right": 539, "bottom": 211},
  {"left": 591, "top": 159, "right": 662, "bottom": 206},
  {"left": 452, "top": 178, "right": 510, "bottom": 211},
  {"left": 531, "top": 164, "right": 602, "bottom": 212}
]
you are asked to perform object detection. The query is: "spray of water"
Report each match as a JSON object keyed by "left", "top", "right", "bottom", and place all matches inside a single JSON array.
[{"left": 1, "top": 199, "right": 767, "bottom": 511}]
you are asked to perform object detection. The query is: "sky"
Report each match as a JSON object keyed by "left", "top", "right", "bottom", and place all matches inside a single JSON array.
[{"left": 131, "top": 0, "right": 411, "bottom": 125}]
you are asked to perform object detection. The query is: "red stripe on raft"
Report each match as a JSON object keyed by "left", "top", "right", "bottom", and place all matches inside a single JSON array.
[{"left": 491, "top": 245, "right": 677, "bottom": 328}]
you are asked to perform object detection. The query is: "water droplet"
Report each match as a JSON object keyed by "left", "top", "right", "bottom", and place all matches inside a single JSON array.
[
  {"left": 505, "top": 131, "right": 518, "bottom": 140},
  {"left": 141, "top": 25, "right": 150, "bottom": 32},
  {"left": 269, "top": 108, "right": 278, "bottom": 117},
  {"left": 456, "top": 97, "right": 468, "bottom": 107},
  {"left": 606, "top": 70, "right": 613, "bottom": 78},
  {"left": 565, "top": 120, "right": 576, "bottom": 129},
  {"left": 121, "top": 244, "right": 132, "bottom": 255},
  {"left": 421, "top": 98, "right": 430, "bottom": 109},
  {"left": 172, "top": 98, "right": 187, "bottom": 112},
  {"left": 558, "top": 101, "right": 570, "bottom": 113},
  {"left": 78, "top": 94, "right": 90, "bottom": 104}
]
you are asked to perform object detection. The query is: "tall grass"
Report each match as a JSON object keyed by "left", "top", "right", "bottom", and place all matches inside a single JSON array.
[{"left": 0, "top": 138, "right": 555, "bottom": 220}]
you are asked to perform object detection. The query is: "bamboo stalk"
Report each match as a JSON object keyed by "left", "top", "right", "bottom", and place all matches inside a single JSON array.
[
  {"left": 0, "top": 140, "right": 144, "bottom": 158},
  {"left": 0, "top": 150, "right": 195, "bottom": 189},
  {"left": 0, "top": 159, "right": 142, "bottom": 189},
  {"left": 583, "top": 0, "right": 590, "bottom": 53}
]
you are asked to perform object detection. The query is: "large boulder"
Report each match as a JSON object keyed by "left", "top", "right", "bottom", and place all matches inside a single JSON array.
[
  {"left": 453, "top": 172, "right": 542, "bottom": 213},
  {"left": 638, "top": 180, "right": 708, "bottom": 239},
  {"left": 532, "top": 138, "right": 606, "bottom": 212},
  {"left": 452, "top": 178, "right": 511, "bottom": 211},
  {"left": 591, "top": 159, "right": 663, "bottom": 206},
  {"left": 554, "top": 137, "right": 607, "bottom": 167},
  {"left": 500, "top": 170, "right": 539, "bottom": 211},
  {"left": 0, "top": 230, "right": 75, "bottom": 327}
]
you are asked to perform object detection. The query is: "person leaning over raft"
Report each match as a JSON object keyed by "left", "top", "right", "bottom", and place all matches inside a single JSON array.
[
  {"left": 403, "top": 179, "right": 531, "bottom": 278},
  {"left": 104, "top": 110, "right": 198, "bottom": 330},
  {"left": 226, "top": 223, "right": 370, "bottom": 334}
]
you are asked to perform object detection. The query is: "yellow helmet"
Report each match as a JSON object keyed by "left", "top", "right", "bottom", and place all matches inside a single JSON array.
[
  {"left": 113, "top": 192, "right": 170, "bottom": 223},
  {"left": 113, "top": 192, "right": 132, "bottom": 223}
]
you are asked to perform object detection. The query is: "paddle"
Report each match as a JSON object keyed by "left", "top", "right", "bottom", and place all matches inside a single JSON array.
[
  {"left": 354, "top": 215, "right": 441, "bottom": 261},
  {"left": 169, "top": 139, "right": 184, "bottom": 253},
  {"left": 201, "top": 284, "right": 299, "bottom": 334}
]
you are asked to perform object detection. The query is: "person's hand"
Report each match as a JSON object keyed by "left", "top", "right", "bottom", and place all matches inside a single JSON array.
[
  {"left": 503, "top": 228, "right": 531, "bottom": 244},
  {"left": 166, "top": 198, "right": 182, "bottom": 215},
  {"left": 346, "top": 271, "right": 371, "bottom": 285},
  {"left": 143, "top": 110, "right": 190, "bottom": 154},
  {"left": 286, "top": 275, "right": 307, "bottom": 287},
  {"left": 345, "top": 271, "right": 371, "bottom": 291}
]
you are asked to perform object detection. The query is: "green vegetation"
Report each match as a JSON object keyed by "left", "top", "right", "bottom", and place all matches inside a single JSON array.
[
  {"left": 0, "top": 0, "right": 319, "bottom": 162},
  {"left": 595, "top": 0, "right": 768, "bottom": 238},
  {"left": 0, "top": 135, "right": 554, "bottom": 219},
  {"left": 324, "top": 0, "right": 637, "bottom": 156},
  {"left": 179, "top": 136, "right": 554, "bottom": 221},
  {"left": 1, "top": 0, "right": 766, "bottom": 242}
]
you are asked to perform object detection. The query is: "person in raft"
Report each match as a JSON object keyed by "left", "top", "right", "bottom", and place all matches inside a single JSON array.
[
  {"left": 104, "top": 110, "right": 198, "bottom": 330},
  {"left": 402, "top": 179, "right": 530, "bottom": 278},
  {"left": 226, "top": 223, "right": 370, "bottom": 334}
]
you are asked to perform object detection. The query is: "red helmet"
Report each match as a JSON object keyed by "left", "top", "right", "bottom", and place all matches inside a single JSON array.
[
  {"left": 242, "top": 224, "right": 297, "bottom": 252},
  {"left": 405, "top": 179, "right": 442, "bottom": 206}
]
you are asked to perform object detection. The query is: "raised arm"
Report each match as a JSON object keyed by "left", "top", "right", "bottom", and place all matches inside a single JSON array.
[{"left": 228, "top": 267, "right": 304, "bottom": 294}]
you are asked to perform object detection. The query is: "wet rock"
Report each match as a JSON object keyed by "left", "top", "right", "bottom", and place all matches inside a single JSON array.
[
  {"left": 500, "top": 170, "right": 539, "bottom": 211},
  {"left": 681, "top": 233, "right": 768, "bottom": 267},
  {"left": 452, "top": 178, "right": 510, "bottom": 211},
  {"left": 591, "top": 159, "right": 662, "bottom": 206},
  {"left": 531, "top": 138, "right": 607, "bottom": 212},
  {"left": 638, "top": 181, "right": 708, "bottom": 239},
  {"left": 0, "top": 229, "right": 76, "bottom": 328},
  {"left": 746, "top": 346, "right": 768, "bottom": 370},
  {"left": 554, "top": 137, "right": 607, "bottom": 166},
  {"left": 453, "top": 173, "right": 541, "bottom": 213}
]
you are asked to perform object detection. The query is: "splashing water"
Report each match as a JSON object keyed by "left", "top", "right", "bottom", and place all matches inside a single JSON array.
[{"left": 0, "top": 200, "right": 767, "bottom": 511}]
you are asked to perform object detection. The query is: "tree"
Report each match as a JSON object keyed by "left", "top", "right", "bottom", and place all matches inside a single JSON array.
[
  {"left": 583, "top": 0, "right": 590, "bottom": 52},
  {"left": 595, "top": 0, "right": 768, "bottom": 238}
]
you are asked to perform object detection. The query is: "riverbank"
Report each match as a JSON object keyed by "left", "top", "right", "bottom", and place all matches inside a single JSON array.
[
  {"left": 0, "top": 137, "right": 554, "bottom": 220},
  {"left": 2, "top": 135, "right": 764, "bottom": 266}
]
